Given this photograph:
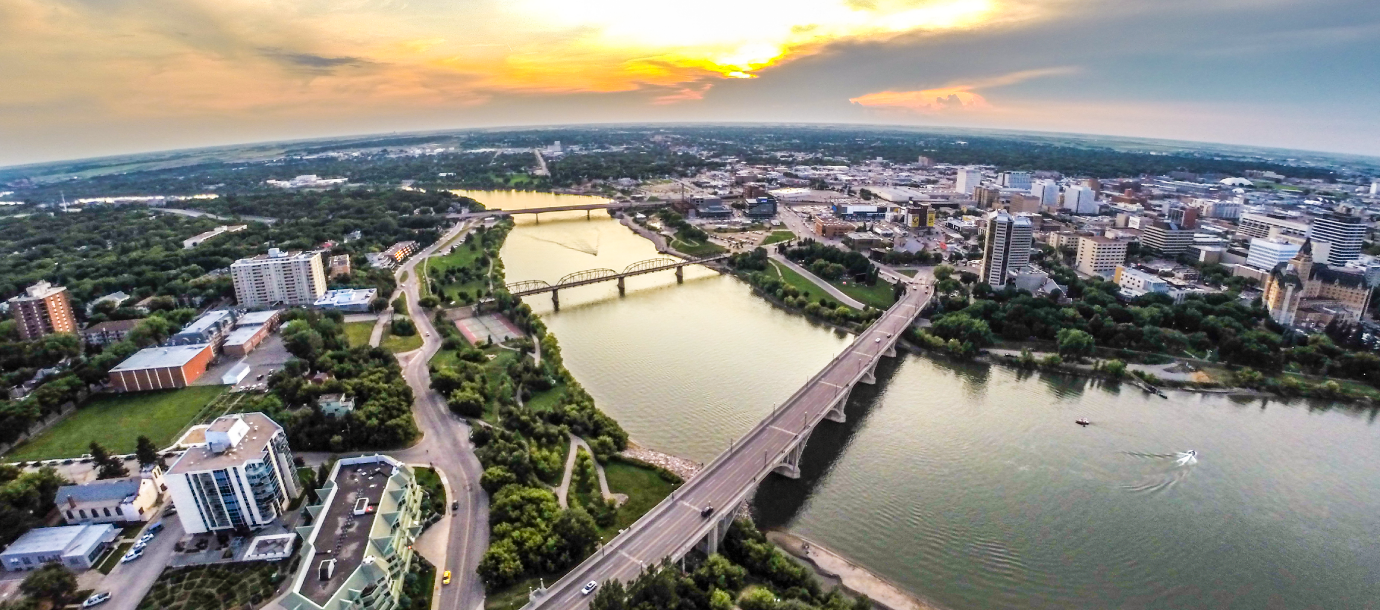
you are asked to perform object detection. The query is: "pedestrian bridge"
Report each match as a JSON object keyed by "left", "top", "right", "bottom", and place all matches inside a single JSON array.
[
  {"left": 503, "top": 254, "right": 730, "bottom": 310},
  {"left": 522, "top": 283, "right": 932, "bottom": 610}
]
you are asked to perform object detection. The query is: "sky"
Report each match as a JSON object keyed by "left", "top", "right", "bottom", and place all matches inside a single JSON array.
[{"left": 2, "top": 0, "right": 1379, "bottom": 166}]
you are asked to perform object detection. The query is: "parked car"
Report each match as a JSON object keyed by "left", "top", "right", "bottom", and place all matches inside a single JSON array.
[
  {"left": 132, "top": 539, "right": 148, "bottom": 552},
  {"left": 81, "top": 592, "right": 111, "bottom": 608},
  {"left": 146, "top": 521, "right": 164, "bottom": 535},
  {"left": 451, "top": 501, "right": 458, "bottom": 512},
  {"left": 120, "top": 548, "right": 143, "bottom": 563},
  {"left": 581, "top": 581, "right": 599, "bottom": 596}
]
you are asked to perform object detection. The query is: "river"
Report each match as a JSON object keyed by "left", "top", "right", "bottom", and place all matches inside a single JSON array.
[{"left": 463, "top": 190, "right": 1380, "bottom": 610}]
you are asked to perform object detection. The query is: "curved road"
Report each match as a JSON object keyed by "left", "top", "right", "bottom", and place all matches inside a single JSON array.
[{"left": 387, "top": 222, "right": 489, "bottom": 610}]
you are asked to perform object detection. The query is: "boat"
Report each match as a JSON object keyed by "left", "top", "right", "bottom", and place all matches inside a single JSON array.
[{"left": 1075, "top": 418, "right": 1091, "bottom": 426}]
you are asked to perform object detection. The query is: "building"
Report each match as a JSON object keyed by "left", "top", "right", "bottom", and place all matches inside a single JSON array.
[
  {"left": 1114, "top": 266, "right": 1171, "bottom": 299},
  {"left": 382, "top": 242, "right": 420, "bottom": 265},
  {"left": 328, "top": 254, "right": 352, "bottom": 278},
  {"left": 1008, "top": 194, "right": 1042, "bottom": 214},
  {"left": 85, "top": 291, "right": 130, "bottom": 315},
  {"left": 317, "top": 394, "right": 356, "bottom": 418},
  {"left": 1190, "top": 199, "right": 1242, "bottom": 220},
  {"left": 1262, "top": 241, "right": 1373, "bottom": 328},
  {"left": 108, "top": 343, "right": 215, "bottom": 392},
  {"left": 981, "top": 210, "right": 1033, "bottom": 288},
  {"left": 744, "top": 197, "right": 777, "bottom": 219},
  {"left": 833, "top": 203, "right": 886, "bottom": 220},
  {"left": 279, "top": 455, "right": 424, "bottom": 610},
  {"left": 999, "top": 172, "right": 1032, "bottom": 190},
  {"left": 1236, "top": 212, "right": 1310, "bottom": 241},
  {"left": 231, "top": 249, "right": 328, "bottom": 309},
  {"left": 222, "top": 325, "right": 271, "bottom": 358},
  {"left": 1141, "top": 221, "right": 1196, "bottom": 256},
  {"left": 1164, "top": 204, "right": 1199, "bottom": 229},
  {"left": 814, "top": 218, "right": 854, "bottom": 238},
  {"left": 954, "top": 168, "right": 982, "bottom": 196},
  {"left": 1245, "top": 238, "right": 1303, "bottom": 271},
  {"left": 690, "top": 197, "right": 732, "bottom": 219},
  {"left": 80, "top": 319, "right": 141, "bottom": 346},
  {"left": 169, "top": 309, "right": 239, "bottom": 347},
  {"left": 1033, "top": 180, "right": 1060, "bottom": 209},
  {"left": 1, "top": 524, "right": 118, "bottom": 572},
  {"left": 163, "top": 413, "right": 299, "bottom": 535},
  {"left": 1309, "top": 213, "right": 1366, "bottom": 266},
  {"left": 843, "top": 232, "right": 885, "bottom": 250},
  {"left": 183, "top": 225, "right": 247, "bottom": 249},
  {"left": 1075, "top": 236, "right": 1129, "bottom": 277},
  {"left": 905, "top": 205, "right": 935, "bottom": 229},
  {"left": 7, "top": 281, "right": 77, "bottom": 342},
  {"left": 313, "top": 288, "right": 378, "bottom": 313},
  {"left": 1063, "top": 185, "right": 1097, "bottom": 215},
  {"left": 56, "top": 470, "right": 162, "bottom": 526}
]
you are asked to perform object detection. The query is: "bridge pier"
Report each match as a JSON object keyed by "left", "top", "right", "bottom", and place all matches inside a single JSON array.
[
  {"left": 617, "top": 277, "right": 625, "bottom": 296},
  {"left": 675, "top": 266, "right": 684, "bottom": 284},
  {"left": 551, "top": 289, "right": 559, "bottom": 312},
  {"left": 860, "top": 362, "right": 877, "bottom": 385},
  {"left": 696, "top": 499, "right": 745, "bottom": 556},
  {"left": 773, "top": 429, "right": 812, "bottom": 479},
  {"left": 824, "top": 387, "right": 849, "bottom": 423},
  {"left": 884, "top": 343, "right": 897, "bottom": 358}
]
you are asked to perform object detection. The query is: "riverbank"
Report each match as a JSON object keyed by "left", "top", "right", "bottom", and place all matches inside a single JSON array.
[{"left": 768, "top": 531, "right": 946, "bottom": 610}]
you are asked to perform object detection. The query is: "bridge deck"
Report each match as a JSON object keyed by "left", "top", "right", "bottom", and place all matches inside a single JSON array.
[
  {"left": 507, "top": 254, "right": 730, "bottom": 297},
  {"left": 527, "top": 284, "right": 931, "bottom": 609}
]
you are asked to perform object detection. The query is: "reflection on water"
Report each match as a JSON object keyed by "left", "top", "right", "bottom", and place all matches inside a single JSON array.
[{"left": 473, "top": 190, "right": 1380, "bottom": 610}]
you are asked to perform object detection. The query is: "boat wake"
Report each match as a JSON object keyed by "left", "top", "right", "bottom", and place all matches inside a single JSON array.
[
  {"left": 525, "top": 233, "right": 599, "bottom": 256},
  {"left": 1120, "top": 450, "right": 1198, "bottom": 494}
]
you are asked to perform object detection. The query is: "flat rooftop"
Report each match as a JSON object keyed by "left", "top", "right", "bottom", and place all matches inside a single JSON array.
[
  {"left": 167, "top": 412, "right": 280, "bottom": 474},
  {"left": 109, "top": 343, "right": 211, "bottom": 372},
  {"left": 178, "top": 309, "right": 235, "bottom": 335},
  {"left": 223, "top": 326, "right": 263, "bottom": 346},
  {"left": 314, "top": 288, "right": 375, "bottom": 307},
  {"left": 301, "top": 462, "right": 390, "bottom": 606},
  {"left": 236, "top": 310, "right": 281, "bottom": 327}
]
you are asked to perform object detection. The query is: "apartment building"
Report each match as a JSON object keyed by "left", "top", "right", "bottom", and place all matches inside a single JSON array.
[
  {"left": 1309, "top": 213, "right": 1366, "bottom": 266},
  {"left": 1075, "top": 236, "right": 1129, "bottom": 277},
  {"left": 981, "top": 210, "right": 1033, "bottom": 288},
  {"left": 231, "top": 249, "right": 327, "bottom": 308},
  {"left": 1114, "top": 266, "right": 1171, "bottom": 299},
  {"left": 1236, "top": 212, "right": 1309, "bottom": 241},
  {"left": 80, "top": 319, "right": 141, "bottom": 346},
  {"left": 1141, "top": 221, "right": 1196, "bottom": 256},
  {"left": 8, "top": 281, "right": 77, "bottom": 341},
  {"left": 163, "top": 413, "right": 299, "bottom": 534},
  {"left": 1245, "top": 238, "right": 1303, "bottom": 271},
  {"left": 279, "top": 455, "right": 425, "bottom": 610}
]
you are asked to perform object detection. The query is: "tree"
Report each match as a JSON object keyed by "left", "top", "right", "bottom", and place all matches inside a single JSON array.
[
  {"left": 418, "top": 295, "right": 439, "bottom": 308},
  {"left": 89, "top": 441, "right": 128, "bottom": 479},
  {"left": 1056, "top": 328, "right": 1095, "bottom": 361},
  {"left": 19, "top": 564, "right": 76, "bottom": 605},
  {"left": 591, "top": 580, "right": 628, "bottom": 610},
  {"left": 448, "top": 389, "right": 485, "bottom": 418},
  {"left": 933, "top": 264, "right": 955, "bottom": 281},
  {"left": 391, "top": 317, "right": 417, "bottom": 337},
  {"left": 476, "top": 540, "right": 524, "bottom": 589},
  {"left": 134, "top": 435, "right": 164, "bottom": 470},
  {"left": 282, "top": 322, "right": 325, "bottom": 362}
]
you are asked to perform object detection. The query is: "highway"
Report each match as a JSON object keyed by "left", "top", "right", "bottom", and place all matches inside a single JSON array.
[{"left": 527, "top": 282, "right": 931, "bottom": 610}]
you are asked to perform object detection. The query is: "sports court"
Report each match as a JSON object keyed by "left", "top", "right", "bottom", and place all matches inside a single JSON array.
[{"left": 455, "top": 313, "right": 523, "bottom": 345}]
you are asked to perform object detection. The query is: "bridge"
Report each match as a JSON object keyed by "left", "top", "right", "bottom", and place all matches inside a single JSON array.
[
  {"left": 448, "top": 200, "right": 662, "bottom": 221},
  {"left": 504, "top": 254, "right": 730, "bottom": 310},
  {"left": 523, "top": 282, "right": 932, "bottom": 610}
]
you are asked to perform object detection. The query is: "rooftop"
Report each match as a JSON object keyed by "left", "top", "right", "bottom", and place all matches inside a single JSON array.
[
  {"left": 55, "top": 478, "right": 141, "bottom": 506},
  {"left": 177, "top": 309, "right": 236, "bottom": 336},
  {"left": 168, "top": 412, "right": 282, "bottom": 474},
  {"left": 236, "top": 310, "right": 281, "bottom": 327},
  {"left": 84, "top": 319, "right": 142, "bottom": 333},
  {"left": 2, "top": 524, "right": 115, "bottom": 556},
  {"left": 223, "top": 326, "right": 264, "bottom": 347},
  {"left": 109, "top": 343, "right": 212, "bottom": 372},
  {"left": 11, "top": 280, "right": 66, "bottom": 302},
  {"left": 313, "top": 288, "right": 376, "bottom": 308},
  {"left": 300, "top": 462, "right": 391, "bottom": 606}
]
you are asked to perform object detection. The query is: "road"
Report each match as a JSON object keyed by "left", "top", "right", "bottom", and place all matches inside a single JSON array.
[
  {"left": 100, "top": 515, "right": 183, "bottom": 610},
  {"left": 386, "top": 220, "right": 490, "bottom": 610},
  {"left": 528, "top": 283, "right": 932, "bottom": 610}
]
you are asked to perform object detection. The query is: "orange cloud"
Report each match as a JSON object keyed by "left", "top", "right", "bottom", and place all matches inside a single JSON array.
[{"left": 850, "top": 66, "right": 1077, "bottom": 112}]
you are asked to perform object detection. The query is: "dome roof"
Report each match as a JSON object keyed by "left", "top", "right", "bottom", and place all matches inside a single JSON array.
[{"left": 1219, "top": 177, "right": 1253, "bottom": 187}]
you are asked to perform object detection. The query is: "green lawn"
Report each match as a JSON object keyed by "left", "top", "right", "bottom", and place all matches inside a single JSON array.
[
  {"left": 96, "top": 542, "right": 133, "bottom": 575},
  {"left": 413, "top": 466, "right": 447, "bottom": 519},
  {"left": 769, "top": 261, "right": 860, "bottom": 310},
  {"left": 524, "top": 383, "right": 565, "bottom": 413},
  {"left": 831, "top": 278, "right": 897, "bottom": 309},
  {"left": 427, "top": 240, "right": 491, "bottom": 304},
  {"left": 344, "top": 321, "right": 376, "bottom": 347},
  {"left": 602, "top": 459, "right": 680, "bottom": 541},
  {"left": 381, "top": 325, "right": 424, "bottom": 353},
  {"left": 671, "top": 236, "right": 727, "bottom": 257},
  {"left": 5, "top": 386, "right": 226, "bottom": 461},
  {"left": 762, "top": 230, "right": 796, "bottom": 245}
]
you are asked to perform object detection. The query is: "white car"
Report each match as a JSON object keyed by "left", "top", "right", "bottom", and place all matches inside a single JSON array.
[
  {"left": 140, "top": 532, "right": 156, "bottom": 544},
  {"left": 120, "top": 548, "right": 143, "bottom": 563},
  {"left": 131, "top": 539, "right": 148, "bottom": 552},
  {"left": 581, "top": 581, "right": 599, "bottom": 596},
  {"left": 81, "top": 592, "right": 111, "bottom": 608}
]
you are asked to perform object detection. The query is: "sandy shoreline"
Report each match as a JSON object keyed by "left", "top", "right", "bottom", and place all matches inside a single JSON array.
[{"left": 768, "top": 531, "right": 946, "bottom": 610}]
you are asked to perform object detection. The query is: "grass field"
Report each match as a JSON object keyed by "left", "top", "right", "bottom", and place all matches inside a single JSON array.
[
  {"left": 96, "top": 542, "right": 133, "bottom": 575},
  {"left": 671, "top": 236, "right": 727, "bottom": 257},
  {"left": 832, "top": 278, "right": 897, "bottom": 309},
  {"left": 762, "top": 230, "right": 796, "bottom": 245},
  {"left": 602, "top": 459, "right": 679, "bottom": 540},
  {"left": 5, "top": 386, "right": 227, "bottom": 461},
  {"left": 344, "top": 321, "right": 375, "bottom": 347},
  {"left": 769, "top": 261, "right": 859, "bottom": 310},
  {"left": 525, "top": 383, "right": 565, "bottom": 413},
  {"left": 427, "top": 240, "right": 490, "bottom": 304},
  {"left": 381, "top": 322, "right": 424, "bottom": 353}
]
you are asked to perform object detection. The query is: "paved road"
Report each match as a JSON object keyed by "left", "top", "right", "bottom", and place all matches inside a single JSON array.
[
  {"left": 529, "top": 283, "right": 932, "bottom": 610},
  {"left": 100, "top": 516, "right": 183, "bottom": 610},
  {"left": 386, "top": 221, "right": 490, "bottom": 610}
]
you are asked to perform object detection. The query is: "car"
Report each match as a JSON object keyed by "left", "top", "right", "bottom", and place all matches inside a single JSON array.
[
  {"left": 140, "top": 532, "right": 156, "bottom": 544},
  {"left": 874, "top": 337, "right": 881, "bottom": 343},
  {"left": 146, "top": 521, "right": 164, "bottom": 535},
  {"left": 132, "top": 540, "right": 148, "bottom": 552},
  {"left": 451, "top": 501, "right": 459, "bottom": 512},
  {"left": 120, "top": 548, "right": 143, "bottom": 563},
  {"left": 442, "top": 570, "right": 451, "bottom": 585},
  {"left": 81, "top": 592, "right": 111, "bottom": 608},
  {"left": 256, "top": 374, "right": 265, "bottom": 380},
  {"left": 164, "top": 505, "right": 177, "bottom": 516},
  {"left": 700, "top": 505, "right": 714, "bottom": 518},
  {"left": 581, "top": 581, "right": 599, "bottom": 596}
]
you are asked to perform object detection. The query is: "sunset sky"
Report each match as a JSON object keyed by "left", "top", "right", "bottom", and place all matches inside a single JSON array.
[{"left": 2, "top": 0, "right": 1378, "bottom": 165}]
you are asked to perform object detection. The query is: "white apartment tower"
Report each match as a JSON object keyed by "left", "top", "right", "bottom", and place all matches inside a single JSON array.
[
  {"left": 1033, "top": 180, "right": 1060, "bottom": 208},
  {"left": 163, "top": 413, "right": 299, "bottom": 534},
  {"left": 999, "top": 172, "right": 1032, "bottom": 190},
  {"left": 1063, "top": 185, "right": 1098, "bottom": 215},
  {"left": 981, "top": 211, "right": 1033, "bottom": 288},
  {"left": 955, "top": 168, "right": 982, "bottom": 196},
  {"left": 231, "top": 249, "right": 327, "bottom": 308},
  {"left": 1309, "top": 213, "right": 1366, "bottom": 266}
]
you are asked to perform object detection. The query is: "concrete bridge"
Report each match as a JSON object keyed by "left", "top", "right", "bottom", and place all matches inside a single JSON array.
[
  {"left": 504, "top": 254, "right": 730, "bottom": 310},
  {"left": 522, "top": 282, "right": 932, "bottom": 610},
  {"left": 448, "top": 200, "right": 662, "bottom": 221}
]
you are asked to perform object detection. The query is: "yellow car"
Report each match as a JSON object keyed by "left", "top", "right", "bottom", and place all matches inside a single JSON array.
[{"left": 442, "top": 571, "right": 451, "bottom": 585}]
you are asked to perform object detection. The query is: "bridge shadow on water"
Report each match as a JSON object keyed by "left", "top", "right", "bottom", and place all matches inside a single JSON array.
[{"left": 751, "top": 354, "right": 905, "bottom": 530}]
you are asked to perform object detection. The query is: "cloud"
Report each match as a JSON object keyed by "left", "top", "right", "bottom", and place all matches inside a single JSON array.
[
  {"left": 849, "top": 66, "right": 1078, "bottom": 112},
  {"left": 259, "top": 49, "right": 371, "bottom": 73}
]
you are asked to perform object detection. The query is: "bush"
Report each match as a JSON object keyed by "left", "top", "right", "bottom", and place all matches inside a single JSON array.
[{"left": 391, "top": 317, "right": 417, "bottom": 336}]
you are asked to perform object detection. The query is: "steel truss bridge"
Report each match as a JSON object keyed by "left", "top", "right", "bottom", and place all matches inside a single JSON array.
[{"left": 504, "top": 254, "right": 729, "bottom": 310}]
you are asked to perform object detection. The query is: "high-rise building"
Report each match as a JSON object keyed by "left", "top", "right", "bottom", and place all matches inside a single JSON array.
[
  {"left": 1141, "top": 221, "right": 1196, "bottom": 255},
  {"left": 279, "top": 455, "right": 424, "bottom": 610},
  {"left": 999, "top": 172, "right": 1032, "bottom": 190},
  {"left": 1164, "top": 204, "right": 1199, "bottom": 229},
  {"left": 1063, "top": 185, "right": 1098, "bottom": 215},
  {"left": 1033, "top": 180, "right": 1060, "bottom": 208},
  {"left": 7, "top": 281, "right": 77, "bottom": 342},
  {"left": 1309, "top": 213, "right": 1366, "bottom": 266},
  {"left": 955, "top": 168, "right": 982, "bottom": 196},
  {"left": 1075, "top": 236, "right": 1129, "bottom": 277},
  {"left": 231, "top": 249, "right": 327, "bottom": 309},
  {"left": 981, "top": 211, "right": 1033, "bottom": 288},
  {"left": 1236, "top": 212, "right": 1310, "bottom": 241},
  {"left": 163, "top": 413, "right": 299, "bottom": 534},
  {"left": 1245, "top": 238, "right": 1303, "bottom": 271}
]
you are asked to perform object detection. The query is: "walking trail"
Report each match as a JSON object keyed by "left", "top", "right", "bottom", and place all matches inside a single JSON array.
[
  {"left": 553, "top": 433, "right": 625, "bottom": 509},
  {"left": 768, "top": 252, "right": 867, "bottom": 309}
]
